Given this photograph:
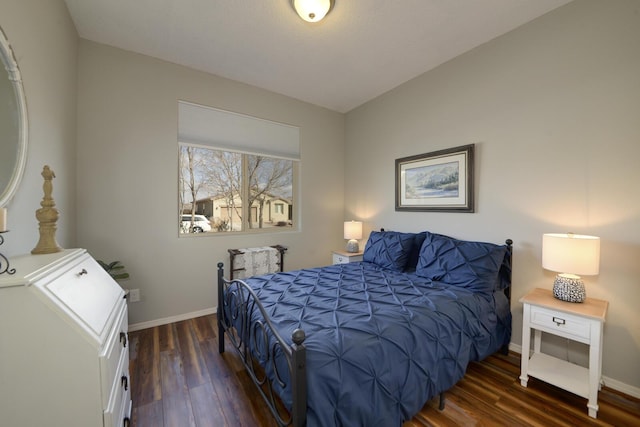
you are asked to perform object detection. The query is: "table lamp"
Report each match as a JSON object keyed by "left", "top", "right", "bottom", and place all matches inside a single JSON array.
[
  {"left": 344, "top": 221, "right": 363, "bottom": 253},
  {"left": 542, "top": 233, "right": 600, "bottom": 303}
]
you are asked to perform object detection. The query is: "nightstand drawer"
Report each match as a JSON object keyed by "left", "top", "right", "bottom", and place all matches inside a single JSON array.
[
  {"left": 529, "top": 305, "right": 591, "bottom": 341},
  {"left": 332, "top": 253, "right": 363, "bottom": 264}
]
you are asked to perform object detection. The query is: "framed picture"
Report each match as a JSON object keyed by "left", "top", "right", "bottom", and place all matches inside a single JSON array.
[{"left": 395, "top": 144, "right": 474, "bottom": 212}]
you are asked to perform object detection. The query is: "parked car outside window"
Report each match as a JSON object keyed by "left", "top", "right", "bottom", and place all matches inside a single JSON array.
[{"left": 180, "top": 215, "right": 211, "bottom": 233}]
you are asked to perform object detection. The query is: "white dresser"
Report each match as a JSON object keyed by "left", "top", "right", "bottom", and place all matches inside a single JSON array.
[{"left": 0, "top": 249, "right": 131, "bottom": 427}]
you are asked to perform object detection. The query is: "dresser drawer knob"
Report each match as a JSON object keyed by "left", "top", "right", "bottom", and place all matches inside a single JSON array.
[
  {"left": 121, "top": 375, "right": 129, "bottom": 391},
  {"left": 120, "top": 331, "right": 128, "bottom": 348},
  {"left": 552, "top": 316, "right": 566, "bottom": 326},
  {"left": 77, "top": 268, "right": 88, "bottom": 276}
]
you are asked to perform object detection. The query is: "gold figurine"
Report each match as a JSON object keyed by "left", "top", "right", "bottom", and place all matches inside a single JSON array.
[{"left": 32, "top": 165, "right": 63, "bottom": 254}]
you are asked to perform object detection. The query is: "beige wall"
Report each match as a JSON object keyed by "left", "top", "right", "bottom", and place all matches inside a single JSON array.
[
  {"left": 346, "top": 0, "right": 640, "bottom": 393},
  {"left": 76, "top": 40, "right": 345, "bottom": 326},
  {"left": 0, "top": 0, "right": 78, "bottom": 256}
]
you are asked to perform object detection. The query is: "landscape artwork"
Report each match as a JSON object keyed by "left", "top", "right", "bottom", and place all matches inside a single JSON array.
[
  {"left": 395, "top": 144, "right": 474, "bottom": 212},
  {"left": 404, "top": 161, "right": 459, "bottom": 199}
]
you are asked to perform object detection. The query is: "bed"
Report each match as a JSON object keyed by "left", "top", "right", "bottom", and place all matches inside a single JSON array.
[{"left": 217, "top": 230, "right": 513, "bottom": 427}]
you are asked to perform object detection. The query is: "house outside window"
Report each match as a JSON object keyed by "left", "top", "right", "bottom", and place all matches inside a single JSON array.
[{"left": 178, "top": 101, "right": 299, "bottom": 234}]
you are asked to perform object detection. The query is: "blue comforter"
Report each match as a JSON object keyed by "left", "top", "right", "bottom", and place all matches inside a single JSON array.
[{"left": 238, "top": 261, "right": 511, "bottom": 427}]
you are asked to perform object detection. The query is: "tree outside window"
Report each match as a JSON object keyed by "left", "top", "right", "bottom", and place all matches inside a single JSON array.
[{"left": 179, "top": 145, "right": 295, "bottom": 233}]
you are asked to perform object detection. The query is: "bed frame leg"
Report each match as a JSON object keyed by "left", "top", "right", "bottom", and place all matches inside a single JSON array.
[
  {"left": 500, "top": 239, "right": 514, "bottom": 357},
  {"left": 500, "top": 343, "right": 509, "bottom": 355},
  {"left": 217, "top": 315, "right": 225, "bottom": 353},
  {"left": 290, "top": 329, "right": 307, "bottom": 427},
  {"left": 439, "top": 392, "right": 445, "bottom": 411},
  {"left": 217, "top": 262, "right": 225, "bottom": 354}
]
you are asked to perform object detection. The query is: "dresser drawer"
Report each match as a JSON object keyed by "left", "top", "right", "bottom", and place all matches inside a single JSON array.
[
  {"left": 529, "top": 305, "right": 591, "bottom": 342},
  {"left": 100, "top": 301, "right": 129, "bottom": 406},
  {"left": 104, "top": 357, "right": 131, "bottom": 427}
]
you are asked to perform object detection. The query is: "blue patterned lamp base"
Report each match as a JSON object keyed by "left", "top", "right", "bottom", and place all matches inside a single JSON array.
[{"left": 553, "top": 274, "right": 586, "bottom": 303}]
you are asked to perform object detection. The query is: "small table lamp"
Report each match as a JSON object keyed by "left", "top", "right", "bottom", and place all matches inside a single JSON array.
[
  {"left": 542, "top": 233, "right": 600, "bottom": 303},
  {"left": 344, "top": 221, "right": 363, "bottom": 253}
]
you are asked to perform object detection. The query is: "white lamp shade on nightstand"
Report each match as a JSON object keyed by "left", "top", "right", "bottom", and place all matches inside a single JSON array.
[
  {"left": 344, "top": 221, "right": 362, "bottom": 253},
  {"left": 542, "top": 233, "right": 600, "bottom": 302}
]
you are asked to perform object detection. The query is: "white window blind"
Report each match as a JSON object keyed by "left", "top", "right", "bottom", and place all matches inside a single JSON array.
[{"left": 178, "top": 101, "right": 300, "bottom": 160}]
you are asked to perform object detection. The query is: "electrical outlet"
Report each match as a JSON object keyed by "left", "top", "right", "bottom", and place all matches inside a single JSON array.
[{"left": 129, "top": 288, "right": 140, "bottom": 303}]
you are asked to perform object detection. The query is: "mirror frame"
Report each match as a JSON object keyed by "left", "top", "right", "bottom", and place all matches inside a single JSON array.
[{"left": 0, "top": 27, "right": 28, "bottom": 208}]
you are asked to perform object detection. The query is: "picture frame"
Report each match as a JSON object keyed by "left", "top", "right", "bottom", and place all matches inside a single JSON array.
[{"left": 395, "top": 144, "right": 474, "bottom": 212}]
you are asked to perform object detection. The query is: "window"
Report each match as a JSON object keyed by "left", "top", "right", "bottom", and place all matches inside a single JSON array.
[{"left": 178, "top": 101, "right": 299, "bottom": 234}]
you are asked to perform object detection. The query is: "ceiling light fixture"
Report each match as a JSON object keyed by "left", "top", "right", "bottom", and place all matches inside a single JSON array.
[{"left": 291, "top": 0, "right": 334, "bottom": 23}]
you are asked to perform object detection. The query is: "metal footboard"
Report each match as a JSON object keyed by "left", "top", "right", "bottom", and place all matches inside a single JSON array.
[{"left": 217, "top": 263, "right": 307, "bottom": 427}]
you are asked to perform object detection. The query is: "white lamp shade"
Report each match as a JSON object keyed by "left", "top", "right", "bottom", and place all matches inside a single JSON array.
[
  {"left": 542, "top": 233, "right": 600, "bottom": 276},
  {"left": 293, "top": 0, "right": 332, "bottom": 22},
  {"left": 344, "top": 221, "right": 363, "bottom": 240}
]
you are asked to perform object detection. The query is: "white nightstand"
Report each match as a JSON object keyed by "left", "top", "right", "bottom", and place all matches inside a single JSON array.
[
  {"left": 332, "top": 250, "right": 364, "bottom": 264},
  {"left": 519, "top": 288, "right": 608, "bottom": 418}
]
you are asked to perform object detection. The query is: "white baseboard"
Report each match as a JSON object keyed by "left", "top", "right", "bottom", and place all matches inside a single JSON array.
[
  {"left": 509, "top": 342, "right": 640, "bottom": 399},
  {"left": 128, "top": 307, "right": 217, "bottom": 332},
  {"left": 602, "top": 377, "right": 640, "bottom": 399}
]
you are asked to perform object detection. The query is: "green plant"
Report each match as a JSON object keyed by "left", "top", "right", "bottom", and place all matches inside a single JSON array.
[{"left": 97, "top": 260, "right": 130, "bottom": 281}]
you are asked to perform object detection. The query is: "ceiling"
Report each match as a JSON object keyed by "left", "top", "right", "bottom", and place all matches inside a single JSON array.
[{"left": 64, "top": 0, "right": 572, "bottom": 113}]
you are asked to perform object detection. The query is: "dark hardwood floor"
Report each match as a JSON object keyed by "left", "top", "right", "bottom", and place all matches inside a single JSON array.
[{"left": 129, "top": 315, "right": 640, "bottom": 426}]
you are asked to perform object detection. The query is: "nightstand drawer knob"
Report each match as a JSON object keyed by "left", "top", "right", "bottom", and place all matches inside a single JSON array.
[{"left": 552, "top": 316, "right": 566, "bottom": 326}]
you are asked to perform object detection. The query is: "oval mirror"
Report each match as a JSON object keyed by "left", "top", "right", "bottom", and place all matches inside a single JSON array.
[{"left": 0, "top": 26, "right": 28, "bottom": 207}]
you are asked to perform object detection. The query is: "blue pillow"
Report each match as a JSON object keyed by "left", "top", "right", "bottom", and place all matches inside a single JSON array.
[
  {"left": 415, "top": 232, "right": 507, "bottom": 293},
  {"left": 363, "top": 231, "right": 415, "bottom": 272}
]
